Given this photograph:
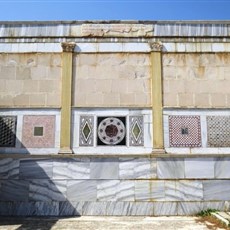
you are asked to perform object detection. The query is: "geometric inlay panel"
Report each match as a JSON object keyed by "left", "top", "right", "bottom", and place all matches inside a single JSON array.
[
  {"left": 0, "top": 116, "right": 17, "bottom": 147},
  {"left": 207, "top": 116, "right": 230, "bottom": 147},
  {"left": 79, "top": 116, "right": 94, "bottom": 146},
  {"left": 22, "top": 115, "right": 55, "bottom": 148},
  {"left": 97, "top": 116, "right": 126, "bottom": 146},
  {"left": 169, "top": 115, "right": 201, "bottom": 147},
  {"left": 129, "top": 116, "right": 144, "bottom": 146}
]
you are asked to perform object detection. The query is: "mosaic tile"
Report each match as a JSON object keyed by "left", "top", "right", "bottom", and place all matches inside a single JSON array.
[
  {"left": 207, "top": 116, "right": 230, "bottom": 147},
  {"left": 22, "top": 115, "right": 55, "bottom": 148},
  {"left": 169, "top": 116, "right": 201, "bottom": 147},
  {"left": 129, "top": 116, "right": 144, "bottom": 146},
  {"left": 79, "top": 116, "right": 94, "bottom": 146},
  {"left": 0, "top": 116, "right": 17, "bottom": 147},
  {"left": 97, "top": 116, "right": 126, "bottom": 146}
]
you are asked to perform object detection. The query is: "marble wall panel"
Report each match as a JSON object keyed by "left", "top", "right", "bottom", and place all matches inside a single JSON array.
[
  {"left": 157, "top": 158, "right": 185, "bottom": 179},
  {"left": 117, "top": 181, "right": 135, "bottom": 201},
  {"left": 215, "top": 157, "right": 230, "bottom": 178},
  {"left": 106, "top": 202, "right": 132, "bottom": 216},
  {"left": 135, "top": 180, "right": 151, "bottom": 201},
  {"left": 19, "top": 159, "right": 53, "bottom": 179},
  {"left": 185, "top": 158, "right": 215, "bottom": 179},
  {"left": 59, "top": 201, "right": 82, "bottom": 216},
  {"left": 178, "top": 202, "right": 203, "bottom": 215},
  {"left": 0, "top": 180, "right": 29, "bottom": 201},
  {"left": 119, "top": 157, "right": 151, "bottom": 179},
  {"left": 53, "top": 158, "right": 90, "bottom": 180},
  {"left": 0, "top": 158, "right": 19, "bottom": 179},
  {"left": 90, "top": 158, "right": 119, "bottom": 179},
  {"left": 35, "top": 201, "right": 59, "bottom": 216},
  {"left": 154, "top": 202, "right": 177, "bottom": 216},
  {"left": 82, "top": 202, "right": 107, "bottom": 215},
  {"left": 67, "top": 180, "right": 97, "bottom": 201},
  {"left": 97, "top": 180, "right": 119, "bottom": 201},
  {"left": 29, "top": 179, "right": 66, "bottom": 202},
  {"left": 176, "top": 180, "right": 203, "bottom": 201},
  {"left": 203, "top": 180, "right": 230, "bottom": 200},
  {"left": 151, "top": 181, "right": 165, "bottom": 201},
  {"left": 128, "top": 202, "right": 154, "bottom": 216}
]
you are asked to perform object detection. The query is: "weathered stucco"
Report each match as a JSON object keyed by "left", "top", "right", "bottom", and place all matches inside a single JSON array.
[
  {"left": 73, "top": 53, "right": 151, "bottom": 107},
  {"left": 0, "top": 53, "right": 62, "bottom": 107},
  {"left": 163, "top": 53, "right": 230, "bottom": 108}
]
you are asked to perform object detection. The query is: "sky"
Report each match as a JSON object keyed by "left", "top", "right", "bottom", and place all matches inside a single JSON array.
[{"left": 0, "top": 0, "right": 230, "bottom": 21}]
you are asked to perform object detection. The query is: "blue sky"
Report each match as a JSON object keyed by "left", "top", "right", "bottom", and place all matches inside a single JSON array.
[{"left": 0, "top": 0, "right": 230, "bottom": 21}]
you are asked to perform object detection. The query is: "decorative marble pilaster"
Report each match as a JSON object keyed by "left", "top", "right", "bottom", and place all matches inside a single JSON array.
[
  {"left": 59, "top": 42, "right": 76, "bottom": 154},
  {"left": 149, "top": 42, "right": 165, "bottom": 153}
]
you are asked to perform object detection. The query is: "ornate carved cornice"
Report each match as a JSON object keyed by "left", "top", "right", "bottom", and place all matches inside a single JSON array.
[
  {"left": 149, "top": 42, "right": 163, "bottom": 52},
  {"left": 61, "top": 42, "right": 76, "bottom": 52}
]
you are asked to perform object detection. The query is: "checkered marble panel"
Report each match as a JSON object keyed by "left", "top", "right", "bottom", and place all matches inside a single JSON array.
[
  {"left": 22, "top": 115, "right": 55, "bottom": 148},
  {"left": 207, "top": 116, "right": 230, "bottom": 147},
  {"left": 79, "top": 116, "right": 94, "bottom": 146},
  {"left": 129, "top": 116, "right": 144, "bottom": 146},
  {"left": 169, "top": 116, "right": 201, "bottom": 147},
  {"left": 0, "top": 116, "right": 17, "bottom": 147}
]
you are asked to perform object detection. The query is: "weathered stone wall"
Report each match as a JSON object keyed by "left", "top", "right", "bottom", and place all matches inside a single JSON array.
[
  {"left": 163, "top": 53, "right": 230, "bottom": 108},
  {"left": 73, "top": 53, "right": 151, "bottom": 107},
  {"left": 0, "top": 53, "right": 62, "bottom": 107}
]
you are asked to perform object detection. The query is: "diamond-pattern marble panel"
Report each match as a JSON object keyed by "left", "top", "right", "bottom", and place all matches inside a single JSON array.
[
  {"left": 169, "top": 116, "right": 201, "bottom": 147},
  {"left": 207, "top": 116, "right": 230, "bottom": 147},
  {"left": 0, "top": 116, "right": 17, "bottom": 147},
  {"left": 79, "top": 116, "right": 94, "bottom": 146},
  {"left": 22, "top": 115, "right": 55, "bottom": 148},
  {"left": 129, "top": 116, "right": 144, "bottom": 146}
]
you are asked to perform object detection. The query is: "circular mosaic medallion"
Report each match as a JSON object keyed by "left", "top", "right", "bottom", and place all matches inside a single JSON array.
[{"left": 98, "top": 117, "right": 126, "bottom": 145}]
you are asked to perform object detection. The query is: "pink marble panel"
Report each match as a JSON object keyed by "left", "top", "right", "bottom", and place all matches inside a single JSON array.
[{"left": 22, "top": 115, "right": 55, "bottom": 148}]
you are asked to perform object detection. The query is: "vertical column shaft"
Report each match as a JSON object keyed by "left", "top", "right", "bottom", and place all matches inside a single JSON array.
[
  {"left": 59, "top": 42, "right": 75, "bottom": 154},
  {"left": 150, "top": 42, "right": 164, "bottom": 152}
]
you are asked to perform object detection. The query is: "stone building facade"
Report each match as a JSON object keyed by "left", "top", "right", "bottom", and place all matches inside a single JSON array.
[{"left": 0, "top": 21, "right": 230, "bottom": 216}]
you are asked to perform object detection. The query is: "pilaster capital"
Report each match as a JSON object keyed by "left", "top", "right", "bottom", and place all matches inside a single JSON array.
[
  {"left": 61, "top": 42, "right": 76, "bottom": 52},
  {"left": 149, "top": 42, "right": 163, "bottom": 52}
]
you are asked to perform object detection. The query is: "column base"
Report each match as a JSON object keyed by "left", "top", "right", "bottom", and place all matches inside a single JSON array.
[
  {"left": 58, "top": 147, "right": 73, "bottom": 154},
  {"left": 151, "top": 148, "right": 166, "bottom": 154}
]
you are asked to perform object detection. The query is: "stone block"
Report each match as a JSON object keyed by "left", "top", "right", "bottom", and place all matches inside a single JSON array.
[
  {"left": 119, "top": 158, "right": 151, "bottom": 179},
  {"left": 185, "top": 158, "right": 215, "bottom": 179},
  {"left": 51, "top": 54, "right": 62, "bottom": 67},
  {"left": 37, "top": 53, "right": 51, "bottom": 66},
  {"left": 47, "top": 67, "right": 61, "bottom": 80},
  {"left": 151, "top": 181, "right": 165, "bottom": 201},
  {"left": 135, "top": 93, "right": 150, "bottom": 106},
  {"left": 67, "top": 180, "right": 97, "bottom": 201},
  {"left": 215, "top": 158, "right": 230, "bottom": 178},
  {"left": 135, "top": 180, "right": 151, "bottom": 201},
  {"left": 13, "top": 94, "right": 29, "bottom": 106},
  {"left": 0, "top": 180, "right": 29, "bottom": 201},
  {"left": 163, "top": 66, "right": 177, "bottom": 79},
  {"left": 97, "top": 180, "right": 119, "bottom": 201},
  {"left": 59, "top": 201, "right": 82, "bottom": 216},
  {"left": 16, "top": 67, "right": 31, "bottom": 80},
  {"left": 103, "top": 93, "right": 120, "bottom": 106},
  {"left": 0, "top": 158, "right": 19, "bottom": 179},
  {"left": 154, "top": 202, "right": 177, "bottom": 216},
  {"left": 19, "top": 159, "right": 53, "bottom": 179},
  {"left": 157, "top": 158, "right": 185, "bottom": 179},
  {"left": 82, "top": 202, "right": 107, "bottom": 215},
  {"left": 29, "top": 94, "right": 46, "bottom": 106},
  {"left": 0, "top": 66, "right": 16, "bottom": 79},
  {"left": 85, "top": 93, "right": 104, "bottom": 106},
  {"left": 46, "top": 93, "right": 61, "bottom": 107},
  {"left": 178, "top": 202, "right": 203, "bottom": 215},
  {"left": 95, "top": 79, "right": 112, "bottom": 93},
  {"left": 31, "top": 66, "right": 48, "bottom": 80},
  {"left": 120, "top": 93, "right": 135, "bottom": 106},
  {"left": 203, "top": 180, "right": 230, "bottom": 200},
  {"left": 163, "top": 93, "right": 178, "bottom": 107},
  {"left": 111, "top": 79, "right": 128, "bottom": 93},
  {"left": 23, "top": 80, "right": 39, "bottom": 93},
  {"left": 210, "top": 93, "right": 226, "bottom": 107},
  {"left": 168, "top": 80, "right": 185, "bottom": 93},
  {"left": 39, "top": 80, "right": 60, "bottom": 93},
  {"left": 194, "top": 93, "right": 210, "bottom": 107},
  {"left": 178, "top": 93, "right": 194, "bottom": 107},
  {"left": 29, "top": 179, "right": 66, "bottom": 202},
  {"left": 90, "top": 158, "right": 119, "bottom": 179},
  {"left": 5, "top": 80, "right": 23, "bottom": 93},
  {"left": 0, "top": 95, "right": 14, "bottom": 106}
]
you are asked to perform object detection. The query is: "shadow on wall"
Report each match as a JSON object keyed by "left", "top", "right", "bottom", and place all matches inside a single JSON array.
[{"left": 0, "top": 116, "right": 80, "bottom": 229}]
